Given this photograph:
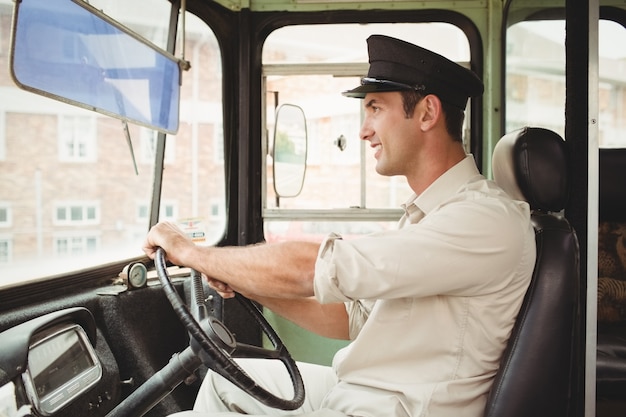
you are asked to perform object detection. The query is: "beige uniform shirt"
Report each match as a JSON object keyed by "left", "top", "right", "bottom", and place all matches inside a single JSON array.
[{"left": 313, "top": 156, "right": 536, "bottom": 417}]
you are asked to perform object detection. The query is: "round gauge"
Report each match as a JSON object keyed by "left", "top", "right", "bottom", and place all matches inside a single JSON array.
[{"left": 126, "top": 262, "right": 148, "bottom": 289}]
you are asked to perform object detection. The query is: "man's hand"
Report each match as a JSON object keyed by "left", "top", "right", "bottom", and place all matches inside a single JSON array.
[
  {"left": 206, "top": 277, "right": 236, "bottom": 299},
  {"left": 144, "top": 221, "right": 236, "bottom": 300},
  {"left": 142, "top": 221, "right": 195, "bottom": 267}
]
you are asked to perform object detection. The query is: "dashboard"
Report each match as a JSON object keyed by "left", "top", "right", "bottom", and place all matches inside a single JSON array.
[
  {"left": 0, "top": 279, "right": 208, "bottom": 417},
  {"left": 0, "top": 307, "right": 118, "bottom": 417},
  {"left": 24, "top": 322, "right": 102, "bottom": 415}
]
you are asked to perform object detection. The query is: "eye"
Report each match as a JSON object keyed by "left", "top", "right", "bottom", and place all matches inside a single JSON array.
[{"left": 364, "top": 99, "right": 381, "bottom": 114}]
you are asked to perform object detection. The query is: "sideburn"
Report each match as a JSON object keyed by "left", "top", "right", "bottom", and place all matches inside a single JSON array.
[{"left": 400, "top": 90, "right": 424, "bottom": 119}]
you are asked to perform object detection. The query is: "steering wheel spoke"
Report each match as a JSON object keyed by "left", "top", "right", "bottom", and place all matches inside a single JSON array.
[{"left": 232, "top": 342, "right": 283, "bottom": 359}]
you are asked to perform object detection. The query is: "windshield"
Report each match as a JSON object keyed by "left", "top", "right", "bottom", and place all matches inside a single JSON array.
[{"left": 0, "top": 0, "right": 226, "bottom": 287}]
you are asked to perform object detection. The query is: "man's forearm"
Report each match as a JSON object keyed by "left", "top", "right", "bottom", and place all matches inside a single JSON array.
[
  {"left": 254, "top": 295, "right": 350, "bottom": 340},
  {"left": 190, "top": 241, "right": 320, "bottom": 299}
]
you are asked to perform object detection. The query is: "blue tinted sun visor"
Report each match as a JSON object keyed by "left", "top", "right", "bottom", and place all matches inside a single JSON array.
[{"left": 10, "top": 0, "right": 181, "bottom": 134}]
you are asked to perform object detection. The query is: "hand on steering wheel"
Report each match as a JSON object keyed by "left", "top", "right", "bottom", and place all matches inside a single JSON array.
[{"left": 154, "top": 247, "right": 306, "bottom": 410}]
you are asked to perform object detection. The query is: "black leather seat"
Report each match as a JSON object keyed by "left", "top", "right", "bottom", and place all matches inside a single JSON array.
[{"left": 484, "top": 127, "right": 580, "bottom": 417}]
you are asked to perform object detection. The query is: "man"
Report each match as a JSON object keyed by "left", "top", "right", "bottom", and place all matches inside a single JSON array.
[{"left": 143, "top": 35, "right": 536, "bottom": 417}]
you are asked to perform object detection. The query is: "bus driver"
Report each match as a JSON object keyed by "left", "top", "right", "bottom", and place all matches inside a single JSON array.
[{"left": 143, "top": 35, "right": 536, "bottom": 417}]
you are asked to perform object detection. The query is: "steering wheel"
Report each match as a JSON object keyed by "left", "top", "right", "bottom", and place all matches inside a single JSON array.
[{"left": 154, "top": 248, "right": 305, "bottom": 411}]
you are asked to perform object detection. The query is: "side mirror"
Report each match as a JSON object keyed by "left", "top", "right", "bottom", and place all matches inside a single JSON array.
[{"left": 272, "top": 104, "right": 307, "bottom": 198}]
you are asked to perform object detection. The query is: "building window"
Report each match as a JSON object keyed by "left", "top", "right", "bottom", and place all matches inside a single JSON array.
[
  {"left": 136, "top": 201, "right": 178, "bottom": 222},
  {"left": 58, "top": 115, "right": 97, "bottom": 161},
  {"left": 0, "top": 112, "right": 5, "bottom": 161},
  {"left": 213, "top": 123, "right": 224, "bottom": 164},
  {"left": 140, "top": 128, "right": 176, "bottom": 164},
  {"left": 209, "top": 199, "right": 223, "bottom": 219},
  {"left": 137, "top": 204, "right": 149, "bottom": 222},
  {"left": 54, "top": 235, "right": 99, "bottom": 256},
  {"left": 54, "top": 202, "right": 100, "bottom": 225},
  {"left": 0, "top": 238, "right": 12, "bottom": 264},
  {"left": 161, "top": 203, "right": 177, "bottom": 220},
  {"left": 0, "top": 203, "right": 11, "bottom": 227}
]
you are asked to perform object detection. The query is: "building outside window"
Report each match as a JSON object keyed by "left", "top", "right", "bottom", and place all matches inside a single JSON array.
[
  {"left": 58, "top": 115, "right": 97, "bottom": 162},
  {"left": 54, "top": 202, "right": 100, "bottom": 226},
  {"left": 0, "top": 203, "right": 11, "bottom": 227},
  {"left": 0, "top": 238, "right": 11, "bottom": 264},
  {"left": 54, "top": 234, "right": 98, "bottom": 256}
]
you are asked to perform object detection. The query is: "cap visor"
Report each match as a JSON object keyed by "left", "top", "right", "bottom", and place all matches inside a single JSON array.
[{"left": 342, "top": 82, "right": 410, "bottom": 98}]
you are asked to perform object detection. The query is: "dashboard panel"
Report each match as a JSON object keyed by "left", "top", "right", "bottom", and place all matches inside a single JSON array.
[
  {"left": 23, "top": 323, "right": 102, "bottom": 415},
  {"left": 0, "top": 280, "right": 207, "bottom": 417},
  {"left": 0, "top": 307, "right": 119, "bottom": 417}
]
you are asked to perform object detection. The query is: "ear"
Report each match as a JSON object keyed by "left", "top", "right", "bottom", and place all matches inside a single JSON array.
[{"left": 418, "top": 94, "right": 443, "bottom": 131}]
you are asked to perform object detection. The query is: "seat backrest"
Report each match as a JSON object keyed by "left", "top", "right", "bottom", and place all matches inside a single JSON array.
[{"left": 484, "top": 127, "right": 580, "bottom": 417}]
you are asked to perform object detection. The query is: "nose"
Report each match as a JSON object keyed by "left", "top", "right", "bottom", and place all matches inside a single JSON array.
[{"left": 359, "top": 116, "right": 374, "bottom": 142}]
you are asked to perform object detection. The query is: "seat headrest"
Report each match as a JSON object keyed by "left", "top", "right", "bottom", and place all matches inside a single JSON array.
[{"left": 492, "top": 127, "right": 568, "bottom": 212}]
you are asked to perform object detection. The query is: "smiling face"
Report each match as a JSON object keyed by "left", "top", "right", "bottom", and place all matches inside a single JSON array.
[
  {"left": 359, "top": 90, "right": 466, "bottom": 195},
  {"left": 360, "top": 91, "right": 422, "bottom": 177}
]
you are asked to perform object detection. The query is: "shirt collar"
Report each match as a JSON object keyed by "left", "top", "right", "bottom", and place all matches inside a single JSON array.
[{"left": 401, "top": 155, "right": 481, "bottom": 220}]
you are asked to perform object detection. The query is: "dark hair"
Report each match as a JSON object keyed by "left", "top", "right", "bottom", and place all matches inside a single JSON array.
[{"left": 400, "top": 90, "right": 465, "bottom": 143}]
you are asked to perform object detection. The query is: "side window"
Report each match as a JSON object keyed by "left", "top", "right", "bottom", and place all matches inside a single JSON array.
[
  {"left": 262, "top": 23, "right": 475, "bottom": 244},
  {"left": 505, "top": 19, "right": 566, "bottom": 136},
  {"left": 505, "top": 18, "right": 626, "bottom": 146},
  {"left": 597, "top": 20, "right": 626, "bottom": 148}
]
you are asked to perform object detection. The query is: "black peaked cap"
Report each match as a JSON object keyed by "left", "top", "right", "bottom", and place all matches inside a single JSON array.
[{"left": 343, "top": 35, "right": 484, "bottom": 109}]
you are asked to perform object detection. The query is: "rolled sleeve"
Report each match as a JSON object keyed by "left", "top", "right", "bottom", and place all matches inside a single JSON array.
[
  {"left": 313, "top": 232, "right": 352, "bottom": 304},
  {"left": 314, "top": 195, "right": 532, "bottom": 303}
]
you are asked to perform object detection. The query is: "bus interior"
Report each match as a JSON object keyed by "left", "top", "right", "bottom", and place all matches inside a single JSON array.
[{"left": 0, "top": 0, "right": 622, "bottom": 416}]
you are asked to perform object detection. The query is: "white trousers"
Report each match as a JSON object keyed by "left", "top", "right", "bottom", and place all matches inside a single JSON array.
[{"left": 169, "top": 359, "right": 346, "bottom": 417}]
